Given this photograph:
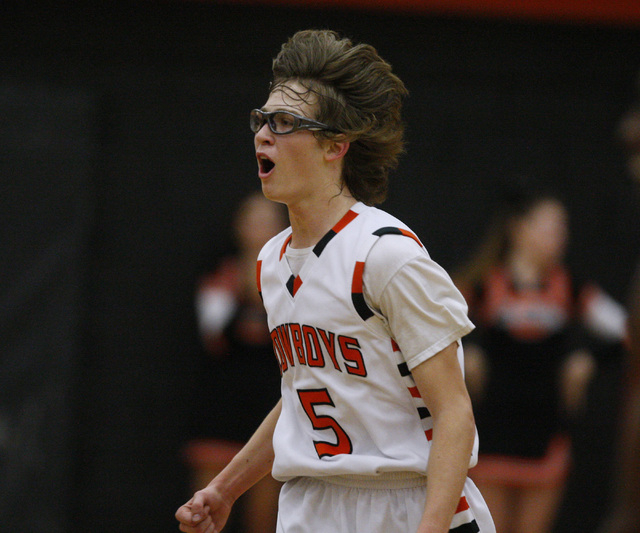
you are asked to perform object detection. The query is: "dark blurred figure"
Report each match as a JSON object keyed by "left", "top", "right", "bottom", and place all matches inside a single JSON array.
[
  {"left": 597, "top": 86, "right": 640, "bottom": 533},
  {"left": 455, "top": 183, "right": 627, "bottom": 533},
  {"left": 190, "top": 191, "right": 288, "bottom": 533}
]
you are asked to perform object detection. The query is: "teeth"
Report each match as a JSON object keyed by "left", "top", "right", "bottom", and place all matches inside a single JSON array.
[{"left": 258, "top": 154, "right": 274, "bottom": 170}]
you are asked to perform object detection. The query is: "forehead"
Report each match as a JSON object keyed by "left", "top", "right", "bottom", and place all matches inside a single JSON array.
[{"left": 264, "top": 81, "right": 318, "bottom": 114}]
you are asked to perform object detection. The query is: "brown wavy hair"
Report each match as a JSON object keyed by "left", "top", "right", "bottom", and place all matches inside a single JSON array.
[{"left": 270, "top": 29, "right": 408, "bottom": 205}]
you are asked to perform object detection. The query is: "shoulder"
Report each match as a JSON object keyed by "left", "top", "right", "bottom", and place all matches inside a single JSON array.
[
  {"left": 357, "top": 207, "right": 430, "bottom": 275},
  {"left": 357, "top": 204, "right": 414, "bottom": 231},
  {"left": 356, "top": 206, "right": 421, "bottom": 270},
  {"left": 366, "top": 231, "right": 426, "bottom": 275}
]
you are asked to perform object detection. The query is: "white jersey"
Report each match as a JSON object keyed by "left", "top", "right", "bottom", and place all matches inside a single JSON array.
[{"left": 257, "top": 202, "right": 476, "bottom": 481}]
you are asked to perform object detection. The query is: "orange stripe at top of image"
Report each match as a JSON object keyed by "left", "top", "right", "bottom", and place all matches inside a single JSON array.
[{"left": 208, "top": 0, "right": 640, "bottom": 26}]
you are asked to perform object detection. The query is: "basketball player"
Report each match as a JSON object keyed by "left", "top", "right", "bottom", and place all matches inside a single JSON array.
[{"left": 176, "top": 29, "right": 495, "bottom": 533}]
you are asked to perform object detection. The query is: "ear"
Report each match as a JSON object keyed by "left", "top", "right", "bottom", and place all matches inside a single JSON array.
[{"left": 325, "top": 138, "right": 350, "bottom": 162}]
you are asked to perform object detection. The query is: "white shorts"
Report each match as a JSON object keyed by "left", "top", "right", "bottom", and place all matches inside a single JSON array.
[{"left": 276, "top": 474, "right": 495, "bottom": 533}]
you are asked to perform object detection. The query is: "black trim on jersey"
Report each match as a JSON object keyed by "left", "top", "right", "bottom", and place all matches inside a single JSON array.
[
  {"left": 450, "top": 519, "right": 480, "bottom": 533},
  {"left": 313, "top": 230, "right": 336, "bottom": 257},
  {"left": 286, "top": 275, "right": 296, "bottom": 296},
  {"left": 397, "top": 362, "right": 411, "bottom": 377},
  {"left": 373, "top": 226, "right": 405, "bottom": 238},
  {"left": 352, "top": 292, "right": 374, "bottom": 321},
  {"left": 417, "top": 406, "right": 431, "bottom": 419}
]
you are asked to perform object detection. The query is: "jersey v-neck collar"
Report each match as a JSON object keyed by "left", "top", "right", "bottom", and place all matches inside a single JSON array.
[{"left": 278, "top": 203, "right": 364, "bottom": 297}]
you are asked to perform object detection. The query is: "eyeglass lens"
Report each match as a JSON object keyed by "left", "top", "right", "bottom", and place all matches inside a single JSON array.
[
  {"left": 251, "top": 110, "right": 297, "bottom": 134},
  {"left": 269, "top": 112, "right": 296, "bottom": 133}
]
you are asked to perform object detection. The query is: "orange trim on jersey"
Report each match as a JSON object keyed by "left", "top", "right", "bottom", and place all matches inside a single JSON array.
[
  {"left": 373, "top": 226, "right": 424, "bottom": 248},
  {"left": 292, "top": 275, "right": 303, "bottom": 296},
  {"left": 256, "top": 260, "right": 262, "bottom": 292},
  {"left": 456, "top": 496, "right": 470, "bottom": 513},
  {"left": 351, "top": 261, "right": 365, "bottom": 293},
  {"left": 314, "top": 209, "right": 360, "bottom": 257},
  {"left": 333, "top": 209, "right": 358, "bottom": 233},
  {"left": 280, "top": 234, "right": 293, "bottom": 260},
  {"left": 398, "top": 228, "right": 422, "bottom": 247},
  {"left": 351, "top": 260, "right": 374, "bottom": 320}
]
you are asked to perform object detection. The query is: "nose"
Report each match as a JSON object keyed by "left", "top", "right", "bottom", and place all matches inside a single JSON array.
[{"left": 254, "top": 121, "right": 274, "bottom": 145}]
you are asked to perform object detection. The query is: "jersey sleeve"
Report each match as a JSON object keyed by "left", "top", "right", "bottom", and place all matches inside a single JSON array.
[{"left": 363, "top": 235, "right": 474, "bottom": 370}]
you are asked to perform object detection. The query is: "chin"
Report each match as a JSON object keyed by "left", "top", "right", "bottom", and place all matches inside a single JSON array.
[{"left": 260, "top": 183, "right": 281, "bottom": 204}]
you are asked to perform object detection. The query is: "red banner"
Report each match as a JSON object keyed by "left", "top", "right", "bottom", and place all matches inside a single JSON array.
[{"left": 214, "top": 0, "right": 640, "bottom": 26}]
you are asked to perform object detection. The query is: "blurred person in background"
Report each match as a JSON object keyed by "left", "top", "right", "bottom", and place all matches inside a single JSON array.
[
  {"left": 454, "top": 182, "right": 627, "bottom": 533},
  {"left": 597, "top": 89, "right": 640, "bottom": 533},
  {"left": 193, "top": 191, "right": 288, "bottom": 533}
]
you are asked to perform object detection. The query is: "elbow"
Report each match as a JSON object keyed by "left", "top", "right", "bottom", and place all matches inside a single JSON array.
[
  {"left": 459, "top": 403, "right": 476, "bottom": 445},
  {"left": 452, "top": 392, "right": 476, "bottom": 435},
  {"left": 433, "top": 399, "right": 476, "bottom": 449}
]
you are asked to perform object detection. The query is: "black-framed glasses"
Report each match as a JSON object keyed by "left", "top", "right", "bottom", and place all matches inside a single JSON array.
[{"left": 250, "top": 109, "right": 339, "bottom": 135}]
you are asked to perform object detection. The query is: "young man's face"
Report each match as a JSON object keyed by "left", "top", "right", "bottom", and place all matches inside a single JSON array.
[{"left": 253, "top": 82, "right": 333, "bottom": 207}]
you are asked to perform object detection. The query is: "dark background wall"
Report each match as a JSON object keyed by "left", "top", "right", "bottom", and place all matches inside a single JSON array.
[{"left": 1, "top": 1, "right": 640, "bottom": 531}]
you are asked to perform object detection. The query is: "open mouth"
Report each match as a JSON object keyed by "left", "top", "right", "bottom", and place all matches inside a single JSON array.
[{"left": 259, "top": 156, "right": 275, "bottom": 174}]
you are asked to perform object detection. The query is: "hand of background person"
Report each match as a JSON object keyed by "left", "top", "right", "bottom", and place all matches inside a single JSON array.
[{"left": 559, "top": 349, "right": 596, "bottom": 417}]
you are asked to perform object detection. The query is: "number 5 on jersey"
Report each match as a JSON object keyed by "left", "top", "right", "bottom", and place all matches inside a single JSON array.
[{"left": 297, "top": 388, "right": 353, "bottom": 458}]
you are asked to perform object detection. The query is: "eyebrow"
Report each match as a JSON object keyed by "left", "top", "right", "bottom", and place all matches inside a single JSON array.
[{"left": 261, "top": 107, "right": 296, "bottom": 114}]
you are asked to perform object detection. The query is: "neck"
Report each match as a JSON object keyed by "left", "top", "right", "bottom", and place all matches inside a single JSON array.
[{"left": 288, "top": 194, "right": 357, "bottom": 249}]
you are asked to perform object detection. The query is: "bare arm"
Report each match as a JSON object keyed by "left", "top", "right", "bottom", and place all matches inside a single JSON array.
[
  {"left": 412, "top": 342, "right": 476, "bottom": 533},
  {"left": 176, "top": 399, "right": 282, "bottom": 533}
]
